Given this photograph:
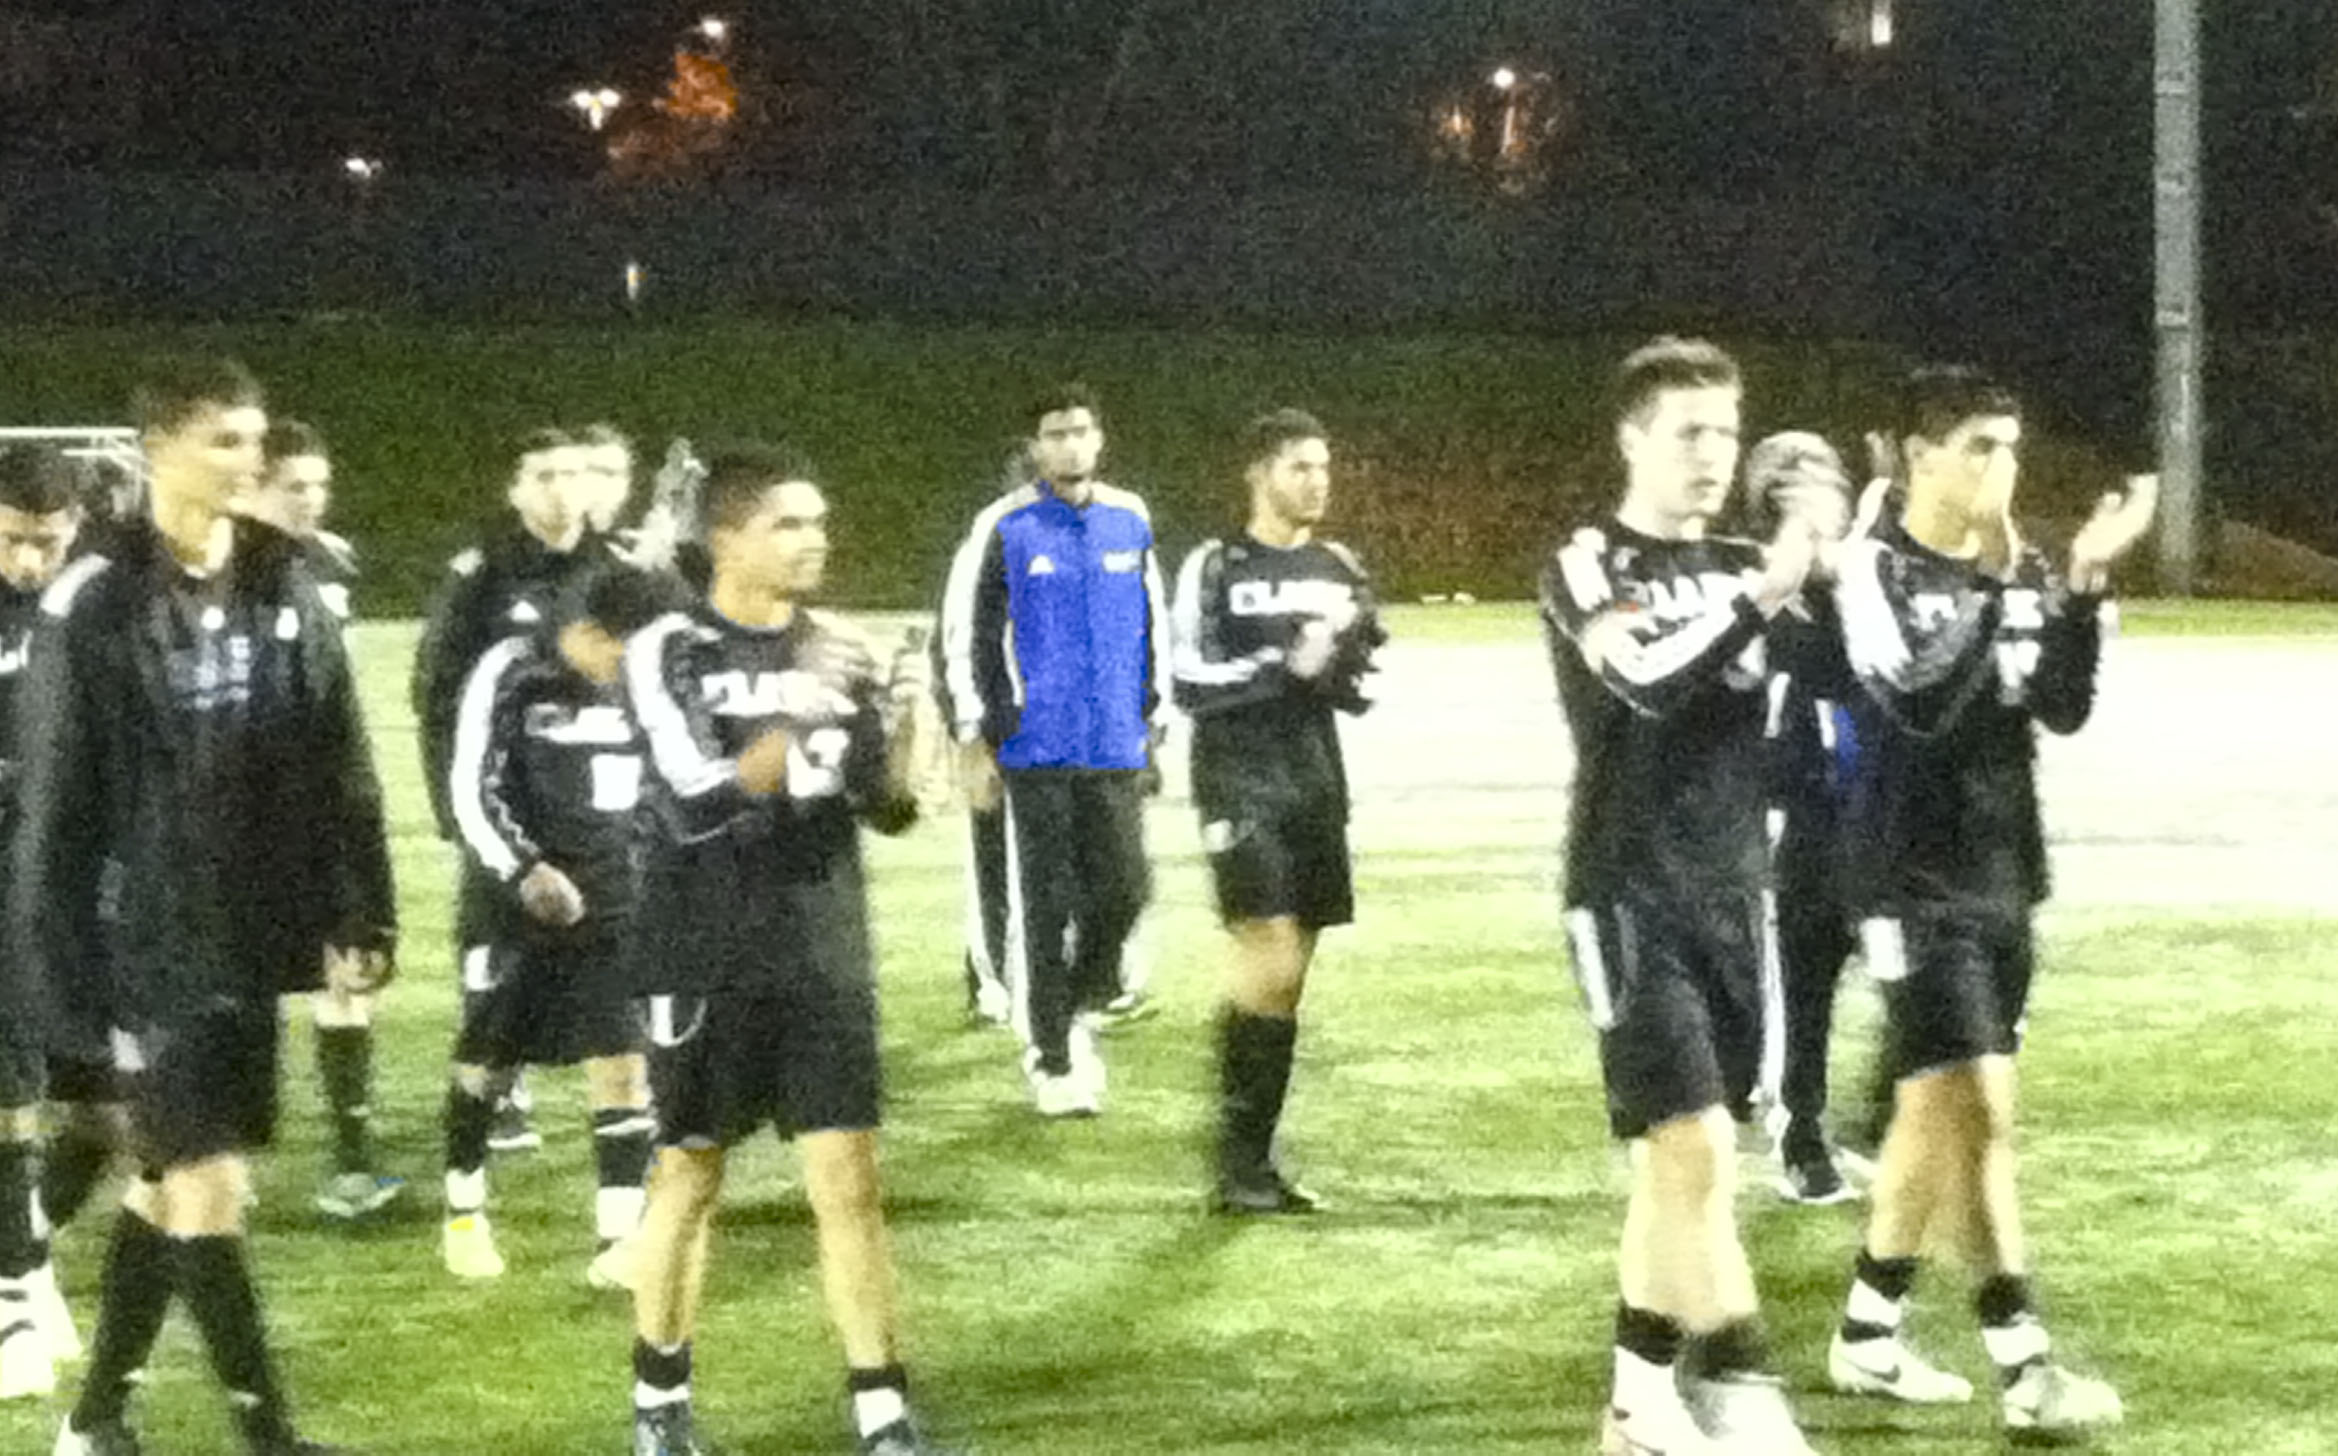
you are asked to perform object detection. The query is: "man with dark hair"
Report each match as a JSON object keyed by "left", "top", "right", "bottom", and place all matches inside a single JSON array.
[
  {"left": 1540, "top": 336, "right": 1825, "bottom": 1454},
  {"left": 0, "top": 443, "right": 86, "bottom": 1402},
  {"left": 1173, "top": 409, "right": 1384, "bottom": 1215},
  {"left": 414, "top": 427, "right": 619, "bottom": 1153},
  {"left": 1822, "top": 365, "right": 2151, "bottom": 1437},
  {"left": 440, "top": 566, "right": 666, "bottom": 1287},
  {"left": 240, "top": 420, "right": 406, "bottom": 1222},
  {"left": 20, "top": 358, "right": 391, "bottom": 1455},
  {"left": 622, "top": 445, "right": 953, "bottom": 1456},
  {"left": 938, "top": 386, "right": 1169, "bottom": 1116}
]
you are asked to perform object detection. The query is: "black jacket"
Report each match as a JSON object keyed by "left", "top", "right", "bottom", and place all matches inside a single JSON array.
[{"left": 10, "top": 515, "right": 395, "bottom": 1037}]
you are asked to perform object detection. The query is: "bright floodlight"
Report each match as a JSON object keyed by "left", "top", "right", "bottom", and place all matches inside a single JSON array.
[
  {"left": 342, "top": 156, "right": 382, "bottom": 181},
  {"left": 1490, "top": 66, "right": 1518, "bottom": 91},
  {"left": 699, "top": 17, "right": 729, "bottom": 42},
  {"left": 569, "top": 87, "right": 624, "bottom": 131},
  {"left": 1869, "top": 0, "right": 1895, "bottom": 47}
]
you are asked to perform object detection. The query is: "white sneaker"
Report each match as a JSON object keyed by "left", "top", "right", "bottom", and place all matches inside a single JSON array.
[
  {"left": 25, "top": 1263, "right": 80, "bottom": 1363},
  {"left": 1829, "top": 1332, "right": 1973, "bottom": 1404},
  {"left": 971, "top": 978, "right": 1011, "bottom": 1027},
  {"left": 442, "top": 1212, "right": 507, "bottom": 1279},
  {"left": 1025, "top": 1050, "right": 1099, "bottom": 1118},
  {"left": 1600, "top": 1394, "right": 1722, "bottom": 1454},
  {"left": 1684, "top": 1373, "right": 1819, "bottom": 1454},
  {"left": 587, "top": 1235, "right": 641, "bottom": 1292},
  {"left": 0, "top": 1312, "right": 56, "bottom": 1401},
  {"left": 2003, "top": 1361, "right": 2123, "bottom": 1437}
]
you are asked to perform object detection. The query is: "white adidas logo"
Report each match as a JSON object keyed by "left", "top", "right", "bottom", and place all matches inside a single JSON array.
[{"left": 1028, "top": 555, "right": 1057, "bottom": 576}]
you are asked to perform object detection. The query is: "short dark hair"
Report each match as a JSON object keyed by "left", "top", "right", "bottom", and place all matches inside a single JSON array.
[
  {"left": 264, "top": 418, "right": 326, "bottom": 465},
  {"left": 0, "top": 443, "right": 86, "bottom": 516},
  {"left": 131, "top": 356, "right": 263, "bottom": 439},
  {"left": 517, "top": 426, "right": 572, "bottom": 460},
  {"left": 699, "top": 442, "right": 820, "bottom": 534},
  {"left": 558, "top": 561, "right": 681, "bottom": 640},
  {"left": 1612, "top": 336, "right": 1741, "bottom": 425},
  {"left": 1898, "top": 364, "right": 2020, "bottom": 446},
  {"left": 1029, "top": 383, "right": 1102, "bottom": 434},
  {"left": 1241, "top": 408, "right": 1328, "bottom": 470}
]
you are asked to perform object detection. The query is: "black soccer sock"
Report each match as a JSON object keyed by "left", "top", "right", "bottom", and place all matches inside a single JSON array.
[
  {"left": 316, "top": 1025, "right": 376, "bottom": 1176},
  {"left": 72, "top": 1207, "right": 177, "bottom": 1431},
  {"left": 1610, "top": 1304, "right": 1684, "bottom": 1414},
  {"left": 591, "top": 1105, "right": 653, "bottom": 1243},
  {"left": 633, "top": 1337, "right": 692, "bottom": 1411},
  {"left": 1687, "top": 1317, "right": 1774, "bottom": 1381},
  {"left": 1216, "top": 1009, "right": 1298, "bottom": 1183},
  {"left": 0, "top": 1140, "right": 37, "bottom": 1279},
  {"left": 1841, "top": 1249, "right": 1921, "bottom": 1343},
  {"left": 41, "top": 1121, "right": 112, "bottom": 1231},
  {"left": 444, "top": 1082, "right": 493, "bottom": 1180},
  {"left": 176, "top": 1233, "right": 293, "bottom": 1448},
  {"left": 847, "top": 1363, "right": 910, "bottom": 1439},
  {"left": 1977, "top": 1273, "right": 2050, "bottom": 1385}
]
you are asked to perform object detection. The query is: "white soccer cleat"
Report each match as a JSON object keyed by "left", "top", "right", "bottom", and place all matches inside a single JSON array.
[
  {"left": 1068, "top": 1019, "right": 1108, "bottom": 1101},
  {"left": 970, "top": 978, "right": 1011, "bottom": 1028},
  {"left": 26, "top": 1263, "right": 81, "bottom": 1364},
  {"left": 442, "top": 1213, "right": 507, "bottom": 1280},
  {"left": 1829, "top": 1332, "right": 1973, "bottom": 1404},
  {"left": 2003, "top": 1361, "right": 2123, "bottom": 1437},
  {"left": 1, "top": 1314, "right": 57, "bottom": 1401},
  {"left": 1599, "top": 1394, "right": 1723, "bottom": 1454},
  {"left": 1684, "top": 1373, "right": 1820, "bottom": 1455},
  {"left": 1029, "top": 1069, "right": 1099, "bottom": 1119},
  {"left": 587, "top": 1235, "right": 642, "bottom": 1293}
]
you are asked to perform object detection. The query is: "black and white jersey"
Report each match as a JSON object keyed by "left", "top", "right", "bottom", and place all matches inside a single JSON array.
[
  {"left": 450, "top": 635, "right": 643, "bottom": 935},
  {"left": 1170, "top": 534, "right": 1384, "bottom": 822},
  {"left": 1835, "top": 522, "right": 2101, "bottom": 916},
  {"left": 1539, "top": 520, "right": 1773, "bottom": 906},
  {"left": 624, "top": 603, "right": 916, "bottom": 994},
  {"left": 10, "top": 516, "right": 395, "bottom": 1023},
  {"left": 411, "top": 522, "right": 619, "bottom": 840}
]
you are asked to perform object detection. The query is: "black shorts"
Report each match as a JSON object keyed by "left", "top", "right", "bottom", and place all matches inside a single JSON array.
[
  {"left": 124, "top": 1003, "right": 280, "bottom": 1168},
  {"left": 1867, "top": 908, "right": 2032, "bottom": 1078},
  {"left": 1566, "top": 889, "right": 1779, "bottom": 1141},
  {"left": 46, "top": 1050, "right": 125, "bottom": 1107},
  {"left": 454, "top": 933, "right": 640, "bottom": 1069},
  {"left": 1203, "top": 806, "right": 1354, "bottom": 930},
  {"left": 647, "top": 974, "right": 882, "bottom": 1148}
]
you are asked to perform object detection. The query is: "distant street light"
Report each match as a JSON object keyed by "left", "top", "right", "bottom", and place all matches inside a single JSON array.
[
  {"left": 1869, "top": 0, "right": 1896, "bottom": 48},
  {"left": 698, "top": 17, "right": 729, "bottom": 44},
  {"left": 569, "top": 86, "right": 623, "bottom": 131},
  {"left": 342, "top": 156, "right": 383, "bottom": 183},
  {"left": 1490, "top": 66, "right": 1519, "bottom": 91}
]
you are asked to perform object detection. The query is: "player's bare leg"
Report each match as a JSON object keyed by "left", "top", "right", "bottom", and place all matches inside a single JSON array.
[
  {"left": 311, "top": 986, "right": 402, "bottom": 1221},
  {"left": 70, "top": 1157, "right": 329, "bottom": 1454},
  {"left": 1833, "top": 1056, "right": 2116, "bottom": 1431},
  {"left": 799, "top": 1129, "right": 945, "bottom": 1454},
  {"left": 1605, "top": 1108, "right": 1807, "bottom": 1455},
  {"left": 1215, "top": 918, "right": 1318, "bottom": 1213},
  {"left": 584, "top": 1053, "right": 653, "bottom": 1290},
  {"left": 631, "top": 1146, "right": 724, "bottom": 1454}
]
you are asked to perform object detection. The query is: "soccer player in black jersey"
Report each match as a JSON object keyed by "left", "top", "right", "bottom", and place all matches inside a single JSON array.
[
  {"left": 415, "top": 428, "right": 623, "bottom": 1153},
  {"left": 1541, "top": 338, "right": 1830, "bottom": 1456},
  {"left": 622, "top": 446, "right": 952, "bottom": 1456},
  {"left": 18, "top": 357, "right": 392, "bottom": 1456},
  {"left": 439, "top": 567, "right": 663, "bottom": 1287},
  {"left": 240, "top": 420, "right": 406, "bottom": 1222},
  {"left": 1821, "top": 366, "right": 2152, "bottom": 1437},
  {"left": 0, "top": 443, "right": 86, "bottom": 1403},
  {"left": 1172, "top": 410, "right": 1384, "bottom": 1215}
]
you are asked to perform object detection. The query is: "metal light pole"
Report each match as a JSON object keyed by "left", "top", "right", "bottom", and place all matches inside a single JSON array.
[{"left": 2154, "top": 0, "right": 2203, "bottom": 594}]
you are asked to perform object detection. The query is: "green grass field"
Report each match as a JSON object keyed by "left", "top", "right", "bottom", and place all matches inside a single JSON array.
[{"left": 4, "top": 613, "right": 2334, "bottom": 1455}]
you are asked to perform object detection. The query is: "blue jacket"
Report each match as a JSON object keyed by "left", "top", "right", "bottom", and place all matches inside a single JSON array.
[{"left": 939, "top": 481, "right": 1168, "bottom": 772}]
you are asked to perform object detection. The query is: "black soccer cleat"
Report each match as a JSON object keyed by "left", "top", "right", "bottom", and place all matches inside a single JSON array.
[
  {"left": 1776, "top": 1122, "right": 1859, "bottom": 1206},
  {"left": 1213, "top": 1169, "right": 1321, "bottom": 1217},
  {"left": 634, "top": 1403, "right": 720, "bottom": 1456},
  {"left": 859, "top": 1418, "right": 957, "bottom": 1456}
]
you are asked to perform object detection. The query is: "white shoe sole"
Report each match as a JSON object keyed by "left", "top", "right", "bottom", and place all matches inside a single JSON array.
[{"left": 1830, "top": 1343, "right": 1975, "bottom": 1405}]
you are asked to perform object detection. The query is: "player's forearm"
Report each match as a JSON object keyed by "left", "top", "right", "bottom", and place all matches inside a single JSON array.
[{"left": 1597, "top": 600, "right": 1765, "bottom": 718}]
